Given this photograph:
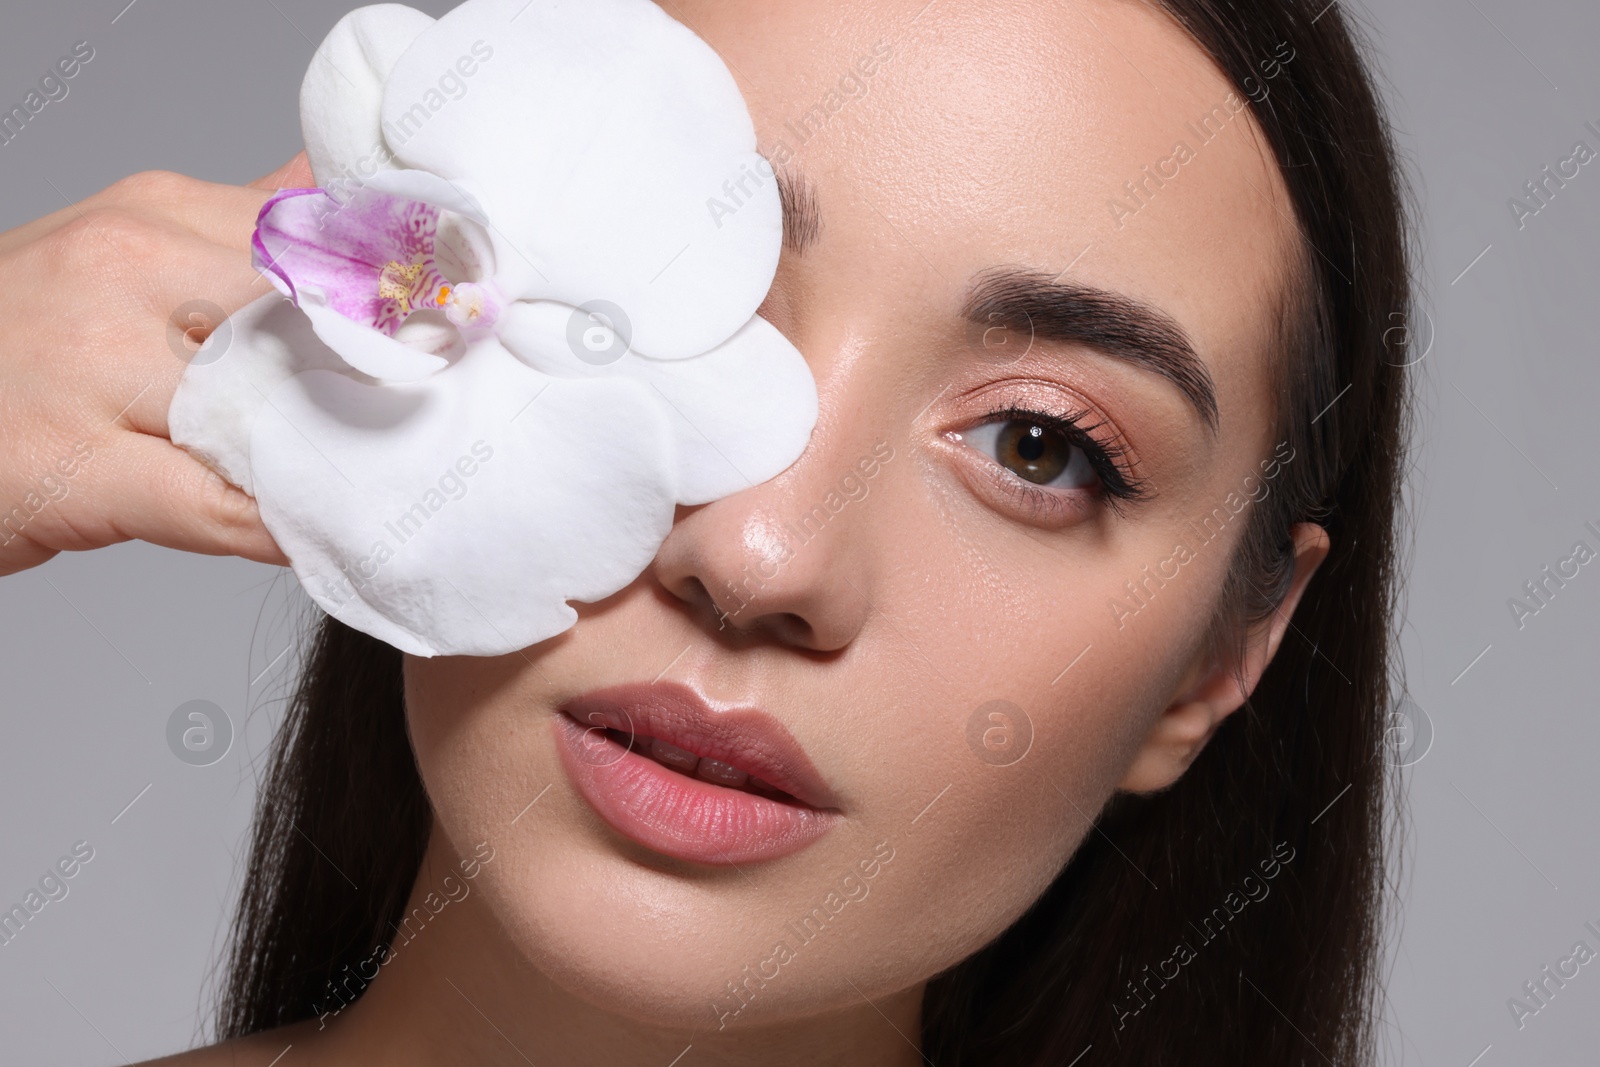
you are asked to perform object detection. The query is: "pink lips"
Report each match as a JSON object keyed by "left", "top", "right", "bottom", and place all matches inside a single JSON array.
[{"left": 553, "top": 680, "right": 841, "bottom": 866}]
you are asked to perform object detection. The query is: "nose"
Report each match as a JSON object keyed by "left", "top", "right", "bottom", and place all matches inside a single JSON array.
[{"left": 651, "top": 401, "right": 880, "bottom": 654}]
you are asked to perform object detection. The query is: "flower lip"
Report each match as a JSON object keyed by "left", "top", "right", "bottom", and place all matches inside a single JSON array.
[
  {"left": 557, "top": 680, "right": 840, "bottom": 812},
  {"left": 250, "top": 187, "right": 326, "bottom": 302}
]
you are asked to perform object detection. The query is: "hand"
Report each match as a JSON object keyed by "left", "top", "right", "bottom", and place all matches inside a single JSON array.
[{"left": 0, "top": 154, "right": 316, "bottom": 577}]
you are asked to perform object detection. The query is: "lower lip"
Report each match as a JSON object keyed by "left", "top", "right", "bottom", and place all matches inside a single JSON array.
[{"left": 552, "top": 712, "right": 840, "bottom": 866}]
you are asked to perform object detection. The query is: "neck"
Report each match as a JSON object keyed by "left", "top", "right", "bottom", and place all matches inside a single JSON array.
[{"left": 291, "top": 842, "right": 927, "bottom": 1067}]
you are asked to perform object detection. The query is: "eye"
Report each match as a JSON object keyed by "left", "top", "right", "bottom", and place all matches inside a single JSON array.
[
  {"left": 946, "top": 403, "right": 1150, "bottom": 522},
  {"left": 960, "top": 418, "right": 1098, "bottom": 491}
]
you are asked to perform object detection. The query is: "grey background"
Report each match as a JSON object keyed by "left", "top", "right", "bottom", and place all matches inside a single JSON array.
[{"left": 0, "top": 0, "right": 1596, "bottom": 1062}]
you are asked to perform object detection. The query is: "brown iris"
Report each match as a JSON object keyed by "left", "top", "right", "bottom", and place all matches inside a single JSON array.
[{"left": 995, "top": 421, "right": 1074, "bottom": 484}]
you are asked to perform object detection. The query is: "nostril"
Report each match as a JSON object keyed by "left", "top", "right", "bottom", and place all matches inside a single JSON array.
[
  {"left": 761, "top": 612, "right": 815, "bottom": 647},
  {"left": 676, "top": 575, "right": 723, "bottom": 620}
]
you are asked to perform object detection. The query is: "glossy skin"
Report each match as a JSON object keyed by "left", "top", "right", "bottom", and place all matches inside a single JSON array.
[{"left": 0, "top": 0, "right": 1327, "bottom": 1064}]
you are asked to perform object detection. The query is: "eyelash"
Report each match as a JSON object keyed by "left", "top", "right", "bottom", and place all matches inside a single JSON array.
[{"left": 970, "top": 403, "right": 1150, "bottom": 514}]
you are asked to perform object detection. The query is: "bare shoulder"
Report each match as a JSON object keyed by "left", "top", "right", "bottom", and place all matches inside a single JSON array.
[{"left": 132, "top": 1021, "right": 322, "bottom": 1067}]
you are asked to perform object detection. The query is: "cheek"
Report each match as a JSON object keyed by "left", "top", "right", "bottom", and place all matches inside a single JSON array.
[
  {"left": 405, "top": 661, "right": 713, "bottom": 1016},
  {"left": 766, "top": 590, "right": 1179, "bottom": 998},
  {"left": 806, "top": 509, "right": 1219, "bottom": 960},
  {"left": 404, "top": 654, "right": 536, "bottom": 821},
  {"left": 935, "top": 693, "right": 1162, "bottom": 977},
  {"left": 394, "top": 499, "right": 1211, "bottom": 1030},
  {"left": 405, "top": 652, "right": 1005, "bottom": 1026},
  {"left": 401, "top": 641, "right": 1143, "bottom": 1029}
]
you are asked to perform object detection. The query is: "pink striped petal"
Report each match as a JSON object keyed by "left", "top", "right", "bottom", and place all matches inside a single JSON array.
[{"left": 253, "top": 185, "right": 447, "bottom": 336}]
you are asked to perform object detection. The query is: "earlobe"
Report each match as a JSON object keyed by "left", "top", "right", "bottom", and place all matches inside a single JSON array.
[{"left": 1117, "top": 522, "right": 1331, "bottom": 794}]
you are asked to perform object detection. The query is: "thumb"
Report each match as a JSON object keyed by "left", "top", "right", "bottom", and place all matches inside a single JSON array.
[{"left": 249, "top": 151, "right": 317, "bottom": 191}]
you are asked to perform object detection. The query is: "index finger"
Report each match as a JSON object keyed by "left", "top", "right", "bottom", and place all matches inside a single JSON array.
[{"left": 248, "top": 151, "right": 317, "bottom": 192}]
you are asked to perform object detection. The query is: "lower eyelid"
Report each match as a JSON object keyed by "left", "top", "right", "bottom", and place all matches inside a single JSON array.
[
  {"left": 944, "top": 431, "right": 1098, "bottom": 526},
  {"left": 953, "top": 418, "right": 1101, "bottom": 488},
  {"left": 1007, "top": 480, "right": 1092, "bottom": 523}
]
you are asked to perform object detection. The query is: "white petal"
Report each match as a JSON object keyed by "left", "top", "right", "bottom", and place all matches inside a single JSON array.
[
  {"left": 168, "top": 293, "right": 359, "bottom": 494},
  {"left": 498, "top": 302, "right": 817, "bottom": 504},
  {"left": 247, "top": 340, "right": 679, "bottom": 656},
  {"left": 496, "top": 299, "right": 625, "bottom": 378},
  {"left": 362, "top": 168, "right": 489, "bottom": 224},
  {"left": 298, "top": 292, "right": 449, "bottom": 381},
  {"left": 380, "top": 0, "right": 782, "bottom": 359},
  {"left": 300, "top": 4, "right": 436, "bottom": 186},
  {"left": 622, "top": 317, "right": 817, "bottom": 504}
]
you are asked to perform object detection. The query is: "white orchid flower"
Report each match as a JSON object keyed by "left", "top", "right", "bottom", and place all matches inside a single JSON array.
[{"left": 169, "top": 0, "right": 817, "bottom": 657}]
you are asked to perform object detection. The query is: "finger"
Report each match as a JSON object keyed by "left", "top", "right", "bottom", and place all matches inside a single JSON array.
[
  {"left": 37, "top": 238, "right": 276, "bottom": 440},
  {"left": 3, "top": 166, "right": 291, "bottom": 259},
  {"left": 248, "top": 151, "right": 317, "bottom": 192},
  {"left": 39, "top": 171, "right": 280, "bottom": 255},
  {"left": 158, "top": 152, "right": 318, "bottom": 251},
  {"left": 110, "top": 171, "right": 277, "bottom": 252},
  {"left": 71, "top": 430, "right": 289, "bottom": 566}
]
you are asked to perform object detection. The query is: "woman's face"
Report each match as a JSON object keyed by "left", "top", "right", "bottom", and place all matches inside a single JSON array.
[{"left": 403, "top": 0, "right": 1304, "bottom": 1033}]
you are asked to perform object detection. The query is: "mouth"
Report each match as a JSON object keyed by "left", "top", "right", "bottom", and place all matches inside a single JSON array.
[
  {"left": 552, "top": 681, "right": 841, "bottom": 866},
  {"left": 575, "top": 720, "right": 814, "bottom": 805}
]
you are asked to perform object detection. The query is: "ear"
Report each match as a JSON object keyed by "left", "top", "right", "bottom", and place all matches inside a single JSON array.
[{"left": 1117, "top": 522, "right": 1331, "bottom": 794}]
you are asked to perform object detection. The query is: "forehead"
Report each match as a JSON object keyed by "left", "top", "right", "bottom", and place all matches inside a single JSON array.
[{"left": 671, "top": 0, "right": 1298, "bottom": 443}]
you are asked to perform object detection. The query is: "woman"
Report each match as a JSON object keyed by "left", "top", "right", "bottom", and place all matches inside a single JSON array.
[{"left": 0, "top": 0, "right": 1410, "bottom": 1062}]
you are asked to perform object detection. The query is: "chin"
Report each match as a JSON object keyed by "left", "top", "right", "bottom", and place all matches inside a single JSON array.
[{"left": 461, "top": 825, "right": 905, "bottom": 1030}]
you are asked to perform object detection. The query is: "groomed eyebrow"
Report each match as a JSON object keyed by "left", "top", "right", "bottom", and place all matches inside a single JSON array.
[
  {"left": 774, "top": 167, "right": 821, "bottom": 253},
  {"left": 961, "top": 267, "right": 1220, "bottom": 433}
]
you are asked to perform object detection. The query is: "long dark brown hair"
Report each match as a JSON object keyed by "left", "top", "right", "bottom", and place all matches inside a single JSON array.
[{"left": 216, "top": 1, "right": 1413, "bottom": 1062}]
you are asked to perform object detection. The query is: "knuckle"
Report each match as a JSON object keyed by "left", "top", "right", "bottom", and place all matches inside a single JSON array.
[
  {"left": 211, "top": 479, "right": 258, "bottom": 532},
  {"left": 46, "top": 506, "right": 111, "bottom": 554},
  {"left": 104, "top": 168, "right": 194, "bottom": 206},
  {"left": 188, "top": 457, "right": 257, "bottom": 534},
  {"left": 49, "top": 207, "right": 169, "bottom": 272}
]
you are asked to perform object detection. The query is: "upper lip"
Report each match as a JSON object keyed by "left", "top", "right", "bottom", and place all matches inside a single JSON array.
[{"left": 557, "top": 680, "right": 839, "bottom": 810}]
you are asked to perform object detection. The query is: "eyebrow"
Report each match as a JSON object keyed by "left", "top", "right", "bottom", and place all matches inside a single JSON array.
[
  {"left": 960, "top": 267, "right": 1220, "bottom": 432},
  {"left": 774, "top": 167, "right": 821, "bottom": 252}
]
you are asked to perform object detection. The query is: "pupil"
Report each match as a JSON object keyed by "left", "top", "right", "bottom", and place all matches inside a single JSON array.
[
  {"left": 1016, "top": 426, "right": 1045, "bottom": 461},
  {"left": 998, "top": 421, "right": 1070, "bottom": 484}
]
